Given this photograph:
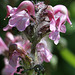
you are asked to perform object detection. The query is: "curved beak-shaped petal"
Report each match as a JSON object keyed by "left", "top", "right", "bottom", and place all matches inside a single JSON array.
[
  {"left": 53, "top": 5, "right": 68, "bottom": 15},
  {"left": 53, "top": 5, "right": 72, "bottom": 25},
  {"left": 16, "top": 1, "right": 35, "bottom": 16}
]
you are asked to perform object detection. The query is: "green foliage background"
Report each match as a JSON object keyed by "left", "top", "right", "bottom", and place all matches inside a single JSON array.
[{"left": 0, "top": 0, "right": 75, "bottom": 75}]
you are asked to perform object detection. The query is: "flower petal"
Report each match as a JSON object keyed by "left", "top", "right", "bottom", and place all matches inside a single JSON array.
[
  {"left": 9, "top": 16, "right": 23, "bottom": 27},
  {"left": 49, "top": 30, "right": 58, "bottom": 41},
  {"left": 44, "top": 49, "right": 52, "bottom": 62},
  {"left": 36, "top": 43, "right": 52, "bottom": 63},
  {"left": 16, "top": 1, "right": 35, "bottom": 16},
  {"left": 50, "top": 19, "right": 56, "bottom": 31},
  {"left": 0, "top": 37, "right": 8, "bottom": 54},
  {"left": 47, "top": 10, "right": 54, "bottom": 21},
  {"left": 2, "top": 65, "right": 15, "bottom": 75},
  {"left": 67, "top": 16, "right": 72, "bottom": 25},
  {"left": 3, "top": 25, "right": 12, "bottom": 31},
  {"left": 9, "top": 51, "right": 20, "bottom": 68},
  {"left": 49, "top": 30, "right": 60, "bottom": 45},
  {"left": 54, "top": 33, "right": 60, "bottom": 45},
  {"left": 16, "top": 18, "right": 30, "bottom": 31},
  {"left": 60, "top": 24, "right": 66, "bottom": 33}
]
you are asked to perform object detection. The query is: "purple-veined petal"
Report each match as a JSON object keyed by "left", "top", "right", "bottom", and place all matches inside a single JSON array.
[
  {"left": 49, "top": 30, "right": 60, "bottom": 45},
  {"left": 8, "top": 16, "right": 23, "bottom": 27},
  {"left": 60, "top": 24, "right": 66, "bottom": 33},
  {"left": 49, "top": 30, "right": 58, "bottom": 41},
  {"left": 16, "top": 18, "right": 30, "bottom": 31},
  {"left": 4, "top": 10, "right": 30, "bottom": 31}
]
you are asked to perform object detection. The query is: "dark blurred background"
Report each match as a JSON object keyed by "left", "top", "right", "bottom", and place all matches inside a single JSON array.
[{"left": 0, "top": 0, "right": 75, "bottom": 75}]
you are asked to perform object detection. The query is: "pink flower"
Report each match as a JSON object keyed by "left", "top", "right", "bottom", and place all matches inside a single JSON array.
[
  {"left": 1, "top": 32, "right": 31, "bottom": 69},
  {"left": 2, "top": 58, "right": 20, "bottom": 75},
  {"left": 8, "top": 41, "right": 31, "bottom": 69},
  {"left": 48, "top": 5, "right": 72, "bottom": 32},
  {"left": 7, "top": 38, "right": 31, "bottom": 68},
  {"left": 53, "top": 5, "right": 72, "bottom": 32},
  {"left": 47, "top": 5, "right": 72, "bottom": 44},
  {"left": 5, "top": 1, "right": 35, "bottom": 18},
  {"left": 0, "top": 37, "right": 8, "bottom": 54},
  {"left": 3, "top": 10, "right": 30, "bottom": 31},
  {"left": 5, "top": 32, "right": 31, "bottom": 55},
  {"left": 36, "top": 43, "right": 52, "bottom": 63},
  {"left": 3, "top": 1, "right": 35, "bottom": 31}
]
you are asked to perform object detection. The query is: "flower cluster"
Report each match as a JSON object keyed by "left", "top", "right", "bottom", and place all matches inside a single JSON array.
[
  {"left": 3, "top": 1, "right": 72, "bottom": 44},
  {"left": 0, "top": 0, "right": 72, "bottom": 75},
  {"left": 0, "top": 32, "right": 31, "bottom": 75}
]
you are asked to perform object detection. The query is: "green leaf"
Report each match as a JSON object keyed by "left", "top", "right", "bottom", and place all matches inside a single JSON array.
[{"left": 60, "top": 48, "right": 75, "bottom": 68}]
